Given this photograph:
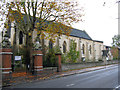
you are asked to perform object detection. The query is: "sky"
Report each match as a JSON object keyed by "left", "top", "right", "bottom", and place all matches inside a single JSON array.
[
  {"left": 0, "top": 0, "right": 118, "bottom": 46},
  {"left": 72, "top": 0, "right": 118, "bottom": 46}
]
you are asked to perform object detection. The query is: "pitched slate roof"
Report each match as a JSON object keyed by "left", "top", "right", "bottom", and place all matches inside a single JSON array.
[
  {"left": 70, "top": 28, "right": 92, "bottom": 40},
  {"left": 12, "top": 11, "right": 94, "bottom": 41},
  {"left": 93, "top": 40, "right": 103, "bottom": 43}
]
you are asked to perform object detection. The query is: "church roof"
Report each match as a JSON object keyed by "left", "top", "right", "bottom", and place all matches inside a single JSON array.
[
  {"left": 70, "top": 29, "right": 92, "bottom": 40},
  {"left": 11, "top": 11, "right": 95, "bottom": 41},
  {"left": 93, "top": 40, "right": 103, "bottom": 43}
]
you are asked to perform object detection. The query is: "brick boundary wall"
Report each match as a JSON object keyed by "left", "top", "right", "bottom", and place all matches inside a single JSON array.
[
  {"left": 42, "top": 67, "right": 57, "bottom": 74},
  {"left": 62, "top": 60, "right": 118, "bottom": 71}
]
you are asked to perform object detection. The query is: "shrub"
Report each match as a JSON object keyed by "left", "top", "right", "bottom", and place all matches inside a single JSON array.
[
  {"left": 61, "top": 39, "right": 80, "bottom": 63},
  {"left": 43, "top": 45, "right": 61, "bottom": 67},
  {"left": 54, "top": 45, "right": 62, "bottom": 54},
  {"left": 61, "top": 53, "right": 67, "bottom": 63},
  {"left": 67, "top": 40, "right": 79, "bottom": 63},
  {"left": 98, "top": 59, "right": 103, "bottom": 62}
]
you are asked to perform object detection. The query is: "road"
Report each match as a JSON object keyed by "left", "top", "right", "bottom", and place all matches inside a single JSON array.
[{"left": 8, "top": 65, "right": 119, "bottom": 89}]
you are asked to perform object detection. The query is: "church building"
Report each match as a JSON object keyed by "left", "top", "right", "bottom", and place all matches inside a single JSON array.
[{"left": 5, "top": 21, "right": 106, "bottom": 62}]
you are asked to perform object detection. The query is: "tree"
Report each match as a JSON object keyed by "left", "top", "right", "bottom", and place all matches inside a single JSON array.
[
  {"left": 67, "top": 39, "right": 79, "bottom": 63},
  {"left": 112, "top": 35, "right": 120, "bottom": 47},
  {"left": 0, "top": 0, "right": 83, "bottom": 73},
  {"left": 111, "top": 46, "right": 119, "bottom": 60},
  {"left": 112, "top": 35, "right": 120, "bottom": 59}
]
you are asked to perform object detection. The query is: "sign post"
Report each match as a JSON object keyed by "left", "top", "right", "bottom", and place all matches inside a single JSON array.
[
  {"left": 14, "top": 56, "right": 22, "bottom": 71},
  {"left": 15, "top": 56, "right": 21, "bottom": 61}
]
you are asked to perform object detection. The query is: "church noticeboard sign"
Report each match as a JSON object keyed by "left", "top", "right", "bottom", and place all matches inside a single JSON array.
[{"left": 15, "top": 56, "right": 21, "bottom": 61}]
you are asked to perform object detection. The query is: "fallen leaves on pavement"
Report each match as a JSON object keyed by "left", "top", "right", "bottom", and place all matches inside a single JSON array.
[{"left": 12, "top": 72, "right": 27, "bottom": 77}]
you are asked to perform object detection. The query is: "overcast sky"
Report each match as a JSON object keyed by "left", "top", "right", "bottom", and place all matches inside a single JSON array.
[
  {"left": 0, "top": 0, "right": 118, "bottom": 46},
  {"left": 72, "top": 0, "right": 118, "bottom": 46}
]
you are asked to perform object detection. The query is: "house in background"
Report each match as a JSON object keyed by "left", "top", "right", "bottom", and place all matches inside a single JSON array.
[{"left": 104, "top": 46, "right": 113, "bottom": 60}]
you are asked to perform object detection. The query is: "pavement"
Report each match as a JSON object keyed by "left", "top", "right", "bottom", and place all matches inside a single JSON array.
[
  {"left": 2, "top": 64, "right": 118, "bottom": 88},
  {"left": 54, "top": 64, "right": 117, "bottom": 78}
]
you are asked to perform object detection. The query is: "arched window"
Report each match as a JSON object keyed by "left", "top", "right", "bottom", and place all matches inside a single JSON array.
[
  {"left": 63, "top": 41, "right": 67, "bottom": 53},
  {"left": 49, "top": 40, "right": 53, "bottom": 49},
  {"left": 89, "top": 45, "right": 92, "bottom": 54},
  {"left": 19, "top": 31, "right": 23, "bottom": 44},
  {"left": 82, "top": 44, "right": 85, "bottom": 54}
]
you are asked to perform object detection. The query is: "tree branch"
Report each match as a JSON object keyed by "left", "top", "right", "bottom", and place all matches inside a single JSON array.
[
  {"left": 27, "top": 1, "right": 32, "bottom": 23},
  {"left": 39, "top": 0, "right": 44, "bottom": 19}
]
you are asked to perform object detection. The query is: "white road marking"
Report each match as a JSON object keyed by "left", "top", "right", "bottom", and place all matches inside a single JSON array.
[
  {"left": 114, "top": 85, "right": 120, "bottom": 90},
  {"left": 66, "top": 84, "right": 75, "bottom": 87}
]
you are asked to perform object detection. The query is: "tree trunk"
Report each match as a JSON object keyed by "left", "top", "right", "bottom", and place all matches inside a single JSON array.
[
  {"left": 25, "top": 34, "right": 31, "bottom": 73},
  {"left": 12, "top": 29, "right": 16, "bottom": 72},
  {"left": 29, "top": 36, "right": 33, "bottom": 73},
  {"left": 26, "top": 31, "right": 33, "bottom": 73},
  {"left": 25, "top": 30, "right": 38, "bottom": 74}
]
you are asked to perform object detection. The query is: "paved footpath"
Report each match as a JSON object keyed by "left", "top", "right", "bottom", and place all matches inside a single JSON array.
[
  {"left": 54, "top": 64, "right": 117, "bottom": 78},
  {"left": 3, "top": 64, "right": 118, "bottom": 88}
]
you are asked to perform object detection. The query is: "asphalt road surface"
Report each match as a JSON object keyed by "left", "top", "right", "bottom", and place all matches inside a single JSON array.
[{"left": 8, "top": 64, "right": 119, "bottom": 89}]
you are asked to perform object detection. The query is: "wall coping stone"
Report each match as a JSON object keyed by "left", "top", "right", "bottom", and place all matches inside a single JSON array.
[
  {"left": 32, "top": 54, "right": 43, "bottom": 56},
  {"left": 43, "top": 67, "right": 57, "bottom": 70},
  {"left": 0, "top": 52, "right": 13, "bottom": 55},
  {"left": 62, "top": 61, "right": 104, "bottom": 65}
]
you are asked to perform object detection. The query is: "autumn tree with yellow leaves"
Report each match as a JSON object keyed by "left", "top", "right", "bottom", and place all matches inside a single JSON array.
[{"left": 0, "top": 0, "right": 83, "bottom": 73}]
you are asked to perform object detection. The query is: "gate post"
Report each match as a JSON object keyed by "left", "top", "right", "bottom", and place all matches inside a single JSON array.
[
  {"left": 0, "top": 48, "right": 13, "bottom": 84},
  {"left": 55, "top": 53, "right": 62, "bottom": 72},
  {"left": 32, "top": 50, "right": 43, "bottom": 75}
]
